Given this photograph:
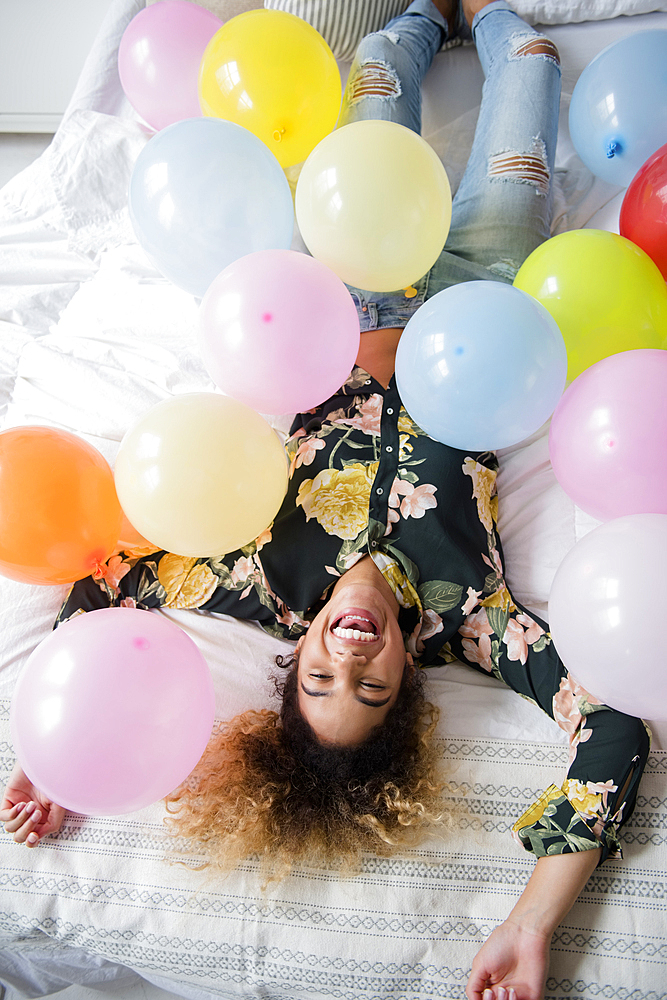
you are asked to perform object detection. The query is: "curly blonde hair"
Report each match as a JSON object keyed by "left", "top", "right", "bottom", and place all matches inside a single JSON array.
[{"left": 166, "top": 656, "right": 454, "bottom": 878}]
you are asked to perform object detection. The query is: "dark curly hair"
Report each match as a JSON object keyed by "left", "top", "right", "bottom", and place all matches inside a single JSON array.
[{"left": 165, "top": 651, "right": 453, "bottom": 879}]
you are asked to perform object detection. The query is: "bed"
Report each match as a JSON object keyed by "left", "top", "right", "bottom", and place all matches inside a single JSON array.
[{"left": 1, "top": 1, "right": 667, "bottom": 997}]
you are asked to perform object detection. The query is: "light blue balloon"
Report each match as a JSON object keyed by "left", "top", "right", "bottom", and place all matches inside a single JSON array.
[
  {"left": 129, "top": 117, "right": 294, "bottom": 298},
  {"left": 569, "top": 29, "right": 667, "bottom": 187},
  {"left": 395, "top": 281, "right": 567, "bottom": 451}
]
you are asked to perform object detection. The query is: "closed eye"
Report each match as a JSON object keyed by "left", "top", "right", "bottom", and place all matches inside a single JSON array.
[{"left": 300, "top": 681, "right": 391, "bottom": 707}]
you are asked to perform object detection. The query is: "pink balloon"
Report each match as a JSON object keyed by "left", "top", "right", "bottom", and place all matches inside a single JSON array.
[
  {"left": 548, "top": 349, "right": 667, "bottom": 521},
  {"left": 548, "top": 513, "right": 667, "bottom": 718},
  {"left": 198, "top": 249, "right": 361, "bottom": 414},
  {"left": 118, "top": 1, "right": 222, "bottom": 131},
  {"left": 10, "top": 608, "right": 215, "bottom": 816}
]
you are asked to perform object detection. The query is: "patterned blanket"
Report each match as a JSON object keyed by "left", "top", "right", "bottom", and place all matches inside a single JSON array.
[{"left": 2, "top": 694, "right": 666, "bottom": 1000}]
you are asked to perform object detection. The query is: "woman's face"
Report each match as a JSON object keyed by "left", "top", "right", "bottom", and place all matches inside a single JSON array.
[{"left": 296, "top": 571, "right": 411, "bottom": 746}]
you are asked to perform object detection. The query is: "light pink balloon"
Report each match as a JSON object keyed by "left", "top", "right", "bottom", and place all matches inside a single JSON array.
[
  {"left": 10, "top": 608, "right": 215, "bottom": 816},
  {"left": 118, "top": 1, "right": 222, "bottom": 131},
  {"left": 198, "top": 249, "right": 361, "bottom": 414},
  {"left": 548, "top": 513, "right": 667, "bottom": 719},
  {"left": 549, "top": 348, "right": 667, "bottom": 521}
]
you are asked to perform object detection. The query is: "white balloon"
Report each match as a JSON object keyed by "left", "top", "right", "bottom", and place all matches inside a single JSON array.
[{"left": 548, "top": 513, "right": 667, "bottom": 719}]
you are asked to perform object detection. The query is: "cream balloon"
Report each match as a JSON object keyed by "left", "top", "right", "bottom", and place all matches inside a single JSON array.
[
  {"left": 295, "top": 120, "right": 452, "bottom": 292},
  {"left": 114, "top": 393, "right": 288, "bottom": 557}
]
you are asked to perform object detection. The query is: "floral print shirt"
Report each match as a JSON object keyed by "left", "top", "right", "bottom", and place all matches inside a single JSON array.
[{"left": 57, "top": 366, "right": 649, "bottom": 864}]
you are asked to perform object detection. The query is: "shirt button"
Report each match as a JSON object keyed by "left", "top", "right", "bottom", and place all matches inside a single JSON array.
[
  {"left": 386, "top": 408, "right": 394, "bottom": 415},
  {"left": 376, "top": 487, "right": 383, "bottom": 495},
  {"left": 385, "top": 445, "right": 393, "bottom": 453}
]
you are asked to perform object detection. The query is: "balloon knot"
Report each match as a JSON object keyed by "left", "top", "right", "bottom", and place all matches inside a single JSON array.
[
  {"left": 404, "top": 286, "right": 418, "bottom": 299},
  {"left": 273, "top": 128, "right": 286, "bottom": 142},
  {"left": 606, "top": 139, "right": 622, "bottom": 159}
]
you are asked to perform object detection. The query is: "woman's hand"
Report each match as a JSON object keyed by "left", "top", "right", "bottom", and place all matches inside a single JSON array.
[
  {"left": 465, "top": 918, "right": 549, "bottom": 1000},
  {"left": 0, "top": 761, "right": 65, "bottom": 846},
  {"left": 466, "top": 849, "right": 602, "bottom": 1000}
]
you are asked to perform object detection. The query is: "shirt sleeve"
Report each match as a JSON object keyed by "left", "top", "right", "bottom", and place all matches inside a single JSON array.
[
  {"left": 55, "top": 545, "right": 300, "bottom": 639},
  {"left": 443, "top": 591, "right": 650, "bottom": 864}
]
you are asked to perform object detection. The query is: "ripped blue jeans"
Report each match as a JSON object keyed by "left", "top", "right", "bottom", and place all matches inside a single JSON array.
[{"left": 340, "top": 0, "right": 562, "bottom": 330}]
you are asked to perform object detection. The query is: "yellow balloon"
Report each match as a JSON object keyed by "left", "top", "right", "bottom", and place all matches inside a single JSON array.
[
  {"left": 295, "top": 120, "right": 452, "bottom": 292},
  {"left": 514, "top": 229, "right": 667, "bottom": 381},
  {"left": 198, "top": 10, "right": 341, "bottom": 169},
  {"left": 114, "top": 394, "right": 288, "bottom": 557}
]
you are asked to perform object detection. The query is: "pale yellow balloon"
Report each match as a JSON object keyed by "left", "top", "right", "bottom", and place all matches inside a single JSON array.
[
  {"left": 114, "top": 393, "right": 288, "bottom": 557},
  {"left": 198, "top": 10, "right": 341, "bottom": 170},
  {"left": 295, "top": 120, "right": 452, "bottom": 292}
]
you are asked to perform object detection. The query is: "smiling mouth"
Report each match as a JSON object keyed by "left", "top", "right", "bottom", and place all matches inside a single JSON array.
[{"left": 331, "top": 614, "right": 379, "bottom": 642}]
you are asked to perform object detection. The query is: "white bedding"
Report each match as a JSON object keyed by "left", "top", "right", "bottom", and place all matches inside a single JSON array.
[{"left": 1, "top": 2, "right": 667, "bottom": 997}]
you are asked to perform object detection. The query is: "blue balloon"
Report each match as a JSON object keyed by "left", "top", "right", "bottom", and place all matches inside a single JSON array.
[
  {"left": 395, "top": 281, "right": 567, "bottom": 451},
  {"left": 569, "top": 29, "right": 667, "bottom": 187},
  {"left": 129, "top": 117, "right": 294, "bottom": 298}
]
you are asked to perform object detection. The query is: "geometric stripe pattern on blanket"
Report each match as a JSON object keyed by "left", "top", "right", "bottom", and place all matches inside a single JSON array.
[{"left": 2, "top": 699, "right": 666, "bottom": 999}]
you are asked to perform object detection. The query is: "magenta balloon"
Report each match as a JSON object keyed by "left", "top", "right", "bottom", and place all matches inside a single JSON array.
[
  {"left": 198, "top": 249, "right": 361, "bottom": 414},
  {"left": 548, "top": 349, "right": 667, "bottom": 521},
  {"left": 10, "top": 608, "right": 215, "bottom": 816},
  {"left": 548, "top": 513, "right": 667, "bottom": 718},
  {"left": 118, "top": 1, "right": 222, "bottom": 131}
]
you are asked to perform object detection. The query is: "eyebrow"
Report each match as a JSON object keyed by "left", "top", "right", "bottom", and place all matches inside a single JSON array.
[{"left": 300, "top": 681, "right": 392, "bottom": 708}]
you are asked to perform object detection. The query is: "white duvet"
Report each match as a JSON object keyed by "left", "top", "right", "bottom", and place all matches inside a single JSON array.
[{"left": 1, "top": 2, "right": 667, "bottom": 997}]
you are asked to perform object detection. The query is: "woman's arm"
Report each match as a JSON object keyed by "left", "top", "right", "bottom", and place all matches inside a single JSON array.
[
  {"left": 55, "top": 545, "right": 282, "bottom": 632},
  {"left": 466, "top": 848, "right": 601, "bottom": 1000}
]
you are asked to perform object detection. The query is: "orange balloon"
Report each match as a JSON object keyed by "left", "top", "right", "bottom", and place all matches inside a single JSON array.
[{"left": 0, "top": 426, "right": 123, "bottom": 585}]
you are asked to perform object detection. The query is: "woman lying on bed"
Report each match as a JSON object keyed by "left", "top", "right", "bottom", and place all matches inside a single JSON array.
[{"left": 1, "top": 1, "right": 650, "bottom": 997}]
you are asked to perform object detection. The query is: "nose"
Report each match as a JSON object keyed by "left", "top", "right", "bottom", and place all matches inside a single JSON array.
[{"left": 333, "top": 647, "right": 368, "bottom": 664}]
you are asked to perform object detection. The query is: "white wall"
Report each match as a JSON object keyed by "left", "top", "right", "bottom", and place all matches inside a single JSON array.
[{"left": 0, "top": 0, "right": 116, "bottom": 131}]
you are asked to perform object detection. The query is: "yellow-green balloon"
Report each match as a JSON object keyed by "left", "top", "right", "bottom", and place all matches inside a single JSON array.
[
  {"left": 296, "top": 120, "right": 452, "bottom": 292},
  {"left": 114, "top": 393, "right": 288, "bottom": 557},
  {"left": 514, "top": 229, "right": 667, "bottom": 381}
]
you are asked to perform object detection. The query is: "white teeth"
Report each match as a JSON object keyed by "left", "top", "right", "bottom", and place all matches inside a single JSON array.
[{"left": 332, "top": 626, "right": 377, "bottom": 642}]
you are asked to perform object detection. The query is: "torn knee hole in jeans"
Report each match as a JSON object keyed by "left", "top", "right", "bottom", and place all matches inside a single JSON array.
[
  {"left": 347, "top": 60, "right": 402, "bottom": 102},
  {"left": 510, "top": 34, "right": 560, "bottom": 65},
  {"left": 487, "top": 137, "right": 550, "bottom": 196}
]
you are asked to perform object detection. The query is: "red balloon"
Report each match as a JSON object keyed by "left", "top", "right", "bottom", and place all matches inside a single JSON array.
[{"left": 620, "top": 141, "right": 667, "bottom": 281}]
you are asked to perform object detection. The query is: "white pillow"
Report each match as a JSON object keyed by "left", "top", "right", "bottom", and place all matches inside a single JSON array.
[
  {"left": 264, "top": 0, "right": 413, "bottom": 60},
  {"left": 510, "top": 0, "right": 667, "bottom": 21},
  {"left": 263, "top": 0, "right": 667, "bottom": 60}
]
